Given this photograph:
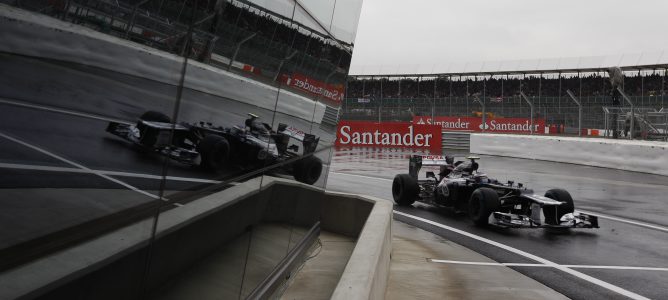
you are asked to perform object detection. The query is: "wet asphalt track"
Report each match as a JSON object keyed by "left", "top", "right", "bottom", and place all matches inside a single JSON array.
[{"left": 327, "top": 149, "right": 668, "bottom": 300}]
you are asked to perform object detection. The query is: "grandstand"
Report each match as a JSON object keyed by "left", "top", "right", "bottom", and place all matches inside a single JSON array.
[
  {"left": 343, "top": 64, "right": 668, "bottom": 139},
  {"left": 8, "top": 0, "right": 351, "bottom": 104}
]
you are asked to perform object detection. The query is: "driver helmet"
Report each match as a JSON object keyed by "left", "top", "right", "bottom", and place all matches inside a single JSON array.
[
  {"left": 453, "top": 161, "right": 471, "bottom": 173},
  {"left": 245, "top": 118, "right": 269, "bottom": 135}
]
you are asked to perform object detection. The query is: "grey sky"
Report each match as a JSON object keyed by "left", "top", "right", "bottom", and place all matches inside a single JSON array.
[{"left": 349, "top": 0, "right": 668, "bottom": 75}]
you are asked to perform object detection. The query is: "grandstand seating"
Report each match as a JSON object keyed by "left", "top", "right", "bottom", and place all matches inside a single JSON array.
[
  {"left": 13, "top": 0, "right": 350, "bottom": 90},
  {"left": 343, "top": 74, "right": 667, "bottom": 131}
]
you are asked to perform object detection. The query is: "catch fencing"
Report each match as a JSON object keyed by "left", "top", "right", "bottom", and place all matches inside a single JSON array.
[{"left": 341, "top": 94, "right": 667, "bottom": 140}]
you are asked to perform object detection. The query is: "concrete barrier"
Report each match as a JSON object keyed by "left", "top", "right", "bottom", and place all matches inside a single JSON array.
[
  {"left": 471, "top": 134, "right": 668, "bottom": 176},
  {"left": 0, "top": 4, "right": 326, "bottom": 123},
  {"left": 329, "top": 192, "right": 393, "bottom": 300},
  {"left": 0, "top": 176, "right": 394, "bottom": 299}
]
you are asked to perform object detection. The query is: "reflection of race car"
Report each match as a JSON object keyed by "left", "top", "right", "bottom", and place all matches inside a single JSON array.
[
  {"left": 106, "top": 111, "right": 323, "bottom": 184},
  {"left": 393, "top": 155, "right": 599, "bottom": 228}
]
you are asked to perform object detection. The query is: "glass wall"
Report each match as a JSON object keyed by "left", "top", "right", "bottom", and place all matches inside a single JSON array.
[{"left": 0, "top": 0, "right": 362, "bottom": 298}]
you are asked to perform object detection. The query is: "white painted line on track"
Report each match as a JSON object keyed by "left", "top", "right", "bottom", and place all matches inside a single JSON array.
[
  {"left": 578, "top": 210, "right": 668, "bottom": 233},
  {"left": 0, "top": 162, "right": 222, "bottom": 184},
  {"left": 0, "top": 132, "right": 163, "bottom": 200},
  {"left": 329, "top": 171, "right": 393, "bottom": 182},
  {"left": 394, "top": 210, "right": 650, "bottom": 300},
  {"left": 429, "top": 259, "right": 668, "bottom": 272},
  {"left": 0, "top": 97, "right": 132, "bottom": 125}
]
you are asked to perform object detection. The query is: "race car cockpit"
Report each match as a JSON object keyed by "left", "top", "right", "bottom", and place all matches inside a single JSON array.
[
  {"left": 244, "top": 113, "right": 271, "bottom": 138},
  {"left": 447, "top": 157, "right": 480, "bottom": 178}
]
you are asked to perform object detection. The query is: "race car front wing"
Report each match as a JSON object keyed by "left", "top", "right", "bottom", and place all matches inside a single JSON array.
[{"left": 491, "top": 211, "right": 599, "bottom": 229}]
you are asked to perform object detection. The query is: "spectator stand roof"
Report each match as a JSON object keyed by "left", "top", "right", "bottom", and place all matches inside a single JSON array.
[{"left": 349, "top": 51, "right": 668, "bottom": 78}]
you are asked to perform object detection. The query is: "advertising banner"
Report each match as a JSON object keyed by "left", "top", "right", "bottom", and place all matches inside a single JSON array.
[
  {"left": 413, "top": 116, "right": 546, "bottom": 134},
  {"left": 281, "top": 73, "right": 345, "bottom": 103},
  {"left": 336, "top": 121, "right": 442, "bottom": 152}
]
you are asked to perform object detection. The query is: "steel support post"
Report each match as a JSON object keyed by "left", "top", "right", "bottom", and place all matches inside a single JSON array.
[
  {"left": 566, "top": 90, "right": 582, "bottom": 136},
  {"left": 229, "top": 32, "right": 258, "bottom": 71},
  {"left": 520, "top": 92, "right": 534, "bottom": 134},
  {"left": 433, "top": 77, "right": 437, "bottom": 120},
  {"left": 379, "top": 78, "right": 383, "bottom": 122},
  {"left": 273, "top": 50, "right": 298, "bottom": 82},
  {"left": 482, "top": 78, "right": 487, "bottom": 132},
  {"left": 617, "top": 87, "right": 635, "bottom": 140}
]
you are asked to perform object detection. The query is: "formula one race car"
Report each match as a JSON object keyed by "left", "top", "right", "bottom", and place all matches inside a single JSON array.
[
  {"left": 392, "top": 155, "right": 599, "bottom": 228},
  {"left": 106, "top": 111, "right": 323, "bottom": 184}
]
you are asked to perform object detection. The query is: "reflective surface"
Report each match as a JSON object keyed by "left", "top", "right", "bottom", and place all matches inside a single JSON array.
[{"left": 0, "top": 0, "right": 362, "bottom": 298}]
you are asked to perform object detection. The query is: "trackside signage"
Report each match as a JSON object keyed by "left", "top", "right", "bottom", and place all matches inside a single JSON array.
[
  {"left": 281, "top": 73, "right": 345, "bottom": 103},
  {"left": 336, "top": 121, "right": 442, "bottom": 152},
  {"left": 413, "top": 116, "right": 546, "bottom": 134}
]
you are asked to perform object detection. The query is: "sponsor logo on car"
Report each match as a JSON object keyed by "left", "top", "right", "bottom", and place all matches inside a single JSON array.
[{"left": 421, "top": 155, "right": 446, "bottom": 160}]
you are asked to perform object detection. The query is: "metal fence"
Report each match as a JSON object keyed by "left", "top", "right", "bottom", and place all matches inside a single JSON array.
[{"left": 341, "top": 94, "right": 667, "bottom": 139}]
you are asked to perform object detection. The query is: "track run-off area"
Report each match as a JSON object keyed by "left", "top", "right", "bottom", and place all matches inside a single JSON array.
[{"left": 327, "top": 148, "right": 668, "bottom": 300}]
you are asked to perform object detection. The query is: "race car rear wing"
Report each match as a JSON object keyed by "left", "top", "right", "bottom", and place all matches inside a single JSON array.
[
  {"left": 277, "top": 124, "right": 320, "bottom": 154},
  {"left": 409, "top": 155, "right": 454, "bottom": 179}
]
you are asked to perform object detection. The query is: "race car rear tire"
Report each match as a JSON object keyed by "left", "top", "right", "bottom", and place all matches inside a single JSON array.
[
  {"left": 392, "top": 174, "right": 418, "bottom": 206},
  {"left": 139, "top": 111, "right": 171, "bottom": 123},
  {"left": 469, "top": 187, "right": 500, "bottom": 226},
  {"left": 294, "top": 155, "right": 323, "bottom": 185},
  {"left": 543, "top": 189, "right": 575, "bottom": 225},
  {"left": 197, "top": 135, "right": 230, "bottom": 171}
]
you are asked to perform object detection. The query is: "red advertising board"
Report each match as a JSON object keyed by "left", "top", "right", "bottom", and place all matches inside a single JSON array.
[
  {"left": 281, "top": 73, "right": 345, "bottom": 103},
  {"left": 413, "top": 116, "right": 546, "bottom": 134},
  {"left": 336, "top": 121, "right": 442, "bottom": 152}
]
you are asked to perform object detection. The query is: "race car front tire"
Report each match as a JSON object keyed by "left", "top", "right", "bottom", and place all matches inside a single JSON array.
[
  {"left": 392, "top": 174, "right": 418, "bottom": 206},
  {"left": 198, "top": 135, "right": 230, "bottom": 171},
  {"left": 294, "top": 155, "right": 323, "bottom": 185},
  {"left": 136, "top": 111, "right": 172, "bottom": 147},
  {"left": 543, "top": 189, "right": 575, "bottom": 225},
  {"left": 139, "top": 111, "right": 171, "bottom": 123},
  {"left": 469, "top": 187, "right": 500, "bottom": 226}
]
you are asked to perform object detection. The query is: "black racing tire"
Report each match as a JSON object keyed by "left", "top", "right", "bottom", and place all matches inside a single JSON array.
[
  {"left": 293, "top": 155, "right": 323, "bottom": 185},
  {"left": 197, "top": 135, "right": 230, "bottom": 171},
  {"left": 392, "top": 174, "right": 418, "bottom": 206},
  {"left": 468, "top": 187, "right": 500, "bottom": 226},
  {"left": 543, "top": 189, "right": 575, "bottom": 225},
  {"left": 136, "top": 111, "right": 171, "bottom": 147},
  {"left": 139, "top": 111, "right": 171, "bottom": 123}
]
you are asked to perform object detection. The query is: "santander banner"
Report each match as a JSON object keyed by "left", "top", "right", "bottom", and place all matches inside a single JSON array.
[
  {"left": 336, "top": 121, "right": 442, "bottom": 152},
  {"left": 413, "top": 116, "right": 546, "bottom": 134},
  {"left": 281, "top": 73, "right": 345, "bottom": 103}
]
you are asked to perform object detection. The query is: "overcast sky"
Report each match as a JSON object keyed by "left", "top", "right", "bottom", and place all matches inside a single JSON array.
[{"left": 349, "top": 0, "right": 668, "bottom": 74}]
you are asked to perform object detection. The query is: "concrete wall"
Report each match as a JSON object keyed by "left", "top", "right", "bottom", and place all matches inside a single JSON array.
[
  {"left": 471, "top": 134, "right": 668, "bottom": 176},
  {"left": 0, "top": 4, "right": 326, "bottom": 123},
  {"left": 0, "top": 176, "right": 394, "bottom": 300},
  {"left": 329, "top": 193, "right": 393, "bottom": 300}
]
